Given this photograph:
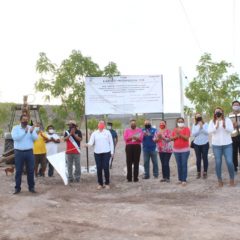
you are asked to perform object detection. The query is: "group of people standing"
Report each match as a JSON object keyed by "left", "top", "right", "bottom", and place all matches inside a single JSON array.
[
  {"left": 123, "top": 101, "right": 240, "bottom": 188},
  {"left": 10, "top": 100, "right": 240, "bottom": 194}
]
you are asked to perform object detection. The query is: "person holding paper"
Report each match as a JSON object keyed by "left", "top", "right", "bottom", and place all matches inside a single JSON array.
[
  {"left": 123, "top": 119, "right": 143, "bottom": 182},
  {"left": 64, "top": 120, "right": 82, "bottom": 183}
]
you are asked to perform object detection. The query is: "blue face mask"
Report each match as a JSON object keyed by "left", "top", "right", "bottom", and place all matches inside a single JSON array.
[{"left": 35, "top": 127, "right": 40, "bottom": 132}]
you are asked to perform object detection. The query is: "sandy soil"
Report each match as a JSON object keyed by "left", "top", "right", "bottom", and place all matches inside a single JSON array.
[{"left": 0, "top": 136, "right": 240, "bottom": 240}]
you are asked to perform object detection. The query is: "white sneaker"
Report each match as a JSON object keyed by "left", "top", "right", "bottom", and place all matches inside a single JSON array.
[{"left": 96, "top": 185, "right": 103, "bottom": 190}]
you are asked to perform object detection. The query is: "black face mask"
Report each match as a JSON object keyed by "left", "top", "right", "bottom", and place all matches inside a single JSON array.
[
  {"left": 145, "top": 124, "right": 151, "bottom": 129},
  {"left": 131, "top": 124, "right": 136, "bottom": 129},
  {"left": 21, "top": 121, "right": 28, "bottom": 127},
  {"left": 196, "top": 117, "right": 202, "bottom": 122},
  {"left": 215, "top": 112, "right": 222, "bottom": 118}
]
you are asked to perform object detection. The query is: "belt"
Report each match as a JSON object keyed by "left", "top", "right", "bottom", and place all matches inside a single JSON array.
[{"left": 15, "top": 149, "right": 32, "bottom": 152}]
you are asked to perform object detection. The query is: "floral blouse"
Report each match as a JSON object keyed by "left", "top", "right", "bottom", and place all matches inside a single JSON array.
[{"left": 155, "top": 129, "right": 173, "bottom": 153}]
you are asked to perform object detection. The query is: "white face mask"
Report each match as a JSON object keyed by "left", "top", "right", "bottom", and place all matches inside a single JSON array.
[
  {"left": 48, "top": 129, "right": 55, "bottom": 134},
  {"left": 177, "top": 123, "right": 185, "bottom": 128},
  {"left": 106, "top": 125, "right": 111, "bottom": 130},
  {"left": 35, "top": 127, "right": 40, "bottom": 132},
  {"left": 232, "top": 106, "right": 240, "bottom": 112}
]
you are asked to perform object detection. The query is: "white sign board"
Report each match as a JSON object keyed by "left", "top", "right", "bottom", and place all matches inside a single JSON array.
[{"left": 85, "top": 75, "right": 163, "bottom": 115}]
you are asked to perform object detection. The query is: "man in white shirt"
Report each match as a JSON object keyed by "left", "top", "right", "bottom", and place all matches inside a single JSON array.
[{"left": 45, "top": 125, "right": 60, "bottom": 177}]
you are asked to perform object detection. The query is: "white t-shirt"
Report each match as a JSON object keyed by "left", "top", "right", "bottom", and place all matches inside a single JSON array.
[{"left": 46, "top": 133, "right": 60, "bottom": 156}]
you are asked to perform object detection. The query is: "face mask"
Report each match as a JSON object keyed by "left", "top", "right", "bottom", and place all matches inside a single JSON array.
[
  {"left": 21, "top": 121, "right": 28, "bottom": 127},
  {"left": 159, "top": 125, "right": 165, "bottom": 129},
  {"left": 232, "top": 106, "right": 240, "bottom": 112},
  {"left": 215, "top": 112, "right": 222, "bottom": 118},
  {"left": 196, "top": 117, "right": 202, "bottom": 122},
  {"left": 48, "top": 129, "right": 54, "bottom": 134},
  {"left": 131, "top": 124, "right": 136, "bottom": 129},
  {"left": 145, "top": 124, "right": 151, "bottom": 129},
  {"left": 177, "top": 123, "right": 185, "bottom": 128},
  {"left": 106, "top": 125, "right": 111, "bottom": 130},
  {"left": 35, "top": 127, "right": 40, "bottom": 132},
  {"left": 98, "top": 123, "right": 105, "bottom": 130}
]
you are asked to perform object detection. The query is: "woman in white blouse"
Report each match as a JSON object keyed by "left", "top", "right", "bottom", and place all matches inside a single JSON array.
[
  {"left": 208, "top": 107, "right": 235, "bottom": 187},
  {"left": 86, "top": 121, "right": 114, "bottom": 190}
]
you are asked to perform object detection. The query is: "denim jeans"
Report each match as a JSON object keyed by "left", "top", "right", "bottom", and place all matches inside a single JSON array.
[
  {"left": 212, "top": 144, "right": 235, "bottom": 180},
  {"left": 159, "top": 152, "right": 172, "bottom": 180},
  {"left": 143, "top": 150, "right": 159, "bottom": 178},
  {"left": 232, "top": 136, "right": 240, "bottom": 170},
  {"left": 14, "top": 149, "right": 35, "bottom": 191},
  {"left": 47, "top": 159, "right": 54, "bottom": 177},
  {"left": 94, "top": 152, "right": 111, "bottom": 186},
  {"left": 174, "top": 151, "right": 190, "bottom": 182},
  {"left": 66, "top": 153, "right": 81, "bottom": 181},
  {"left": 194, "top": 142, "right": 209, "bottom": 173}
]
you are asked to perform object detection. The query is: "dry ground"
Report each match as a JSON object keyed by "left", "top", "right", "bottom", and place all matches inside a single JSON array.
[{"left": 0, "top": 136, "right": 240, "bottom": 240}]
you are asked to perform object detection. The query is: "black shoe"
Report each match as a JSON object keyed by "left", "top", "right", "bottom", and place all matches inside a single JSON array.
[
  {"left": 196, "top": 172, "right": 201, "bottom": 179},
  {"left": 142, "top": 176, "right": 150, "bottom": 179},
  {"left": 29, "top": 189, "right": 37, "bottom": 193},
  {"left": 134, "top": 179, "right": 139, "bottom": 182},
  {"left": 160, "top": 179, "right": 166, "bottom": 182},
  {"left": 127, "top": 179, "right": 132, "bottom": 182},
  {"left": 69, "top": 179, "right": 74, "bottom": 183},
  {"left": 13, "top": 189, "right": 21, "bottom": 194},
  {"left": 75, "top": 179, "right": 80, "bottom": 183}
]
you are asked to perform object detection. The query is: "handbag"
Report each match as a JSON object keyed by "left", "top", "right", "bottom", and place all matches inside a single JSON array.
[{"left": 190, "top": 139, "right": 195, "bottom": 148}]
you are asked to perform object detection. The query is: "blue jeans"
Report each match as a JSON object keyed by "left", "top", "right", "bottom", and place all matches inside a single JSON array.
[
  {"left": 174, "top": 151, "right": 190, "bottom": 182},
  {"left": 47, "top": 159, "right": 54, "bottom": 177},
  {"left": 212, "top": 144, "right": 234, "bottom": 180},
  {"left": 159, "top": 152, "right": 172, "bottom": 179},
  {"left": 194, "top": 142, "right": 209, "bottom": 173},
  {"left": 94, "top": 152, "right": 111, "bottom": 186},
  {"left": 143, "top": 151, "right": 159, "bottom": 178},
  {"left": 14, "top": 149, "right": 35, "bottom": 191}
]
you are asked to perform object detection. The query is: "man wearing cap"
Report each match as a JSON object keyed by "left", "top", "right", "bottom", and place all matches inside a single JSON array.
[
  {"left": 45, "top": 125, "right": 60, "bottom": 177},
  {"left": 107, "top": 122, "right": 118, "bottom": 168},
  {"left": 64, "top": 120, "right": 82, "bottom": 183}
]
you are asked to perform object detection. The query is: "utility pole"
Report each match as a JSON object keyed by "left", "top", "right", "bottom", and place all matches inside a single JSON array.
[{"left": 179, "top": 66, "right": 184, "bottom": 118}]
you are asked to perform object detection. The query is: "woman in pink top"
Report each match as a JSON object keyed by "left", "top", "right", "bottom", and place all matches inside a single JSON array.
[
  {"left": 171, "top": 117, "right": 191, "bottom": 186},
  {"left": 154, "top": 120, "right": 172, "bottom": 182},
  {"left": 123, "top": 119, "right": 143, "bottom": 182}
]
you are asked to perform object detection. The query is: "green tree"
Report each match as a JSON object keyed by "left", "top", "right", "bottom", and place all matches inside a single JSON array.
[
  {"left": 35, "top": 50, "right": 120, "bottom": 122},
  {"left": 87, "top": 118, "right": 98, "bottom": 131},
  {"left": 185, "top": 53, "right": 240, "bottom": 117}
]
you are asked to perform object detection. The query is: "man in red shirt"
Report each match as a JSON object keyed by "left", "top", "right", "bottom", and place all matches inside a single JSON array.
[{"left": 64, "top": 120, "right": 82, "bottom": 183}]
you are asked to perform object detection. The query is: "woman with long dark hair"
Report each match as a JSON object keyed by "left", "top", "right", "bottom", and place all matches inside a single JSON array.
[
  {"left": 208, "top": 107, "right": 235, "bottom": 187},
  {"left": 191, "top": 113, "right": 209, "bottom": 179},
  {"left": 171, "top": 117, "right": 191, "bottom": 186}
]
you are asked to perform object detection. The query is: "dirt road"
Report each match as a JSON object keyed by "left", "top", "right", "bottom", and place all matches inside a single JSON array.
[{"left": 0, "top": 137, "right": 240, "bottom": 240}]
